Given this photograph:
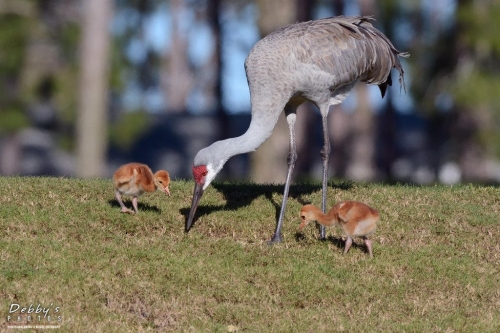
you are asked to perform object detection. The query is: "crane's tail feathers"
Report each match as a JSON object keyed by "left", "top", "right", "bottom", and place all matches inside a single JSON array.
[
  {"left": 395, "top": 51, "right": 409, "bottom": 94},
  {"left": 354, "top": 15, "right": 410, "bottom": 95},
  {"left": 378, "top": 49, "right": 408, "bottom": 98},
  {"left": 378, "top": 75, "right": 391, "bottom": 98},
  {"left": 358, "top": 15, "right": 375, "bottom": 23}
]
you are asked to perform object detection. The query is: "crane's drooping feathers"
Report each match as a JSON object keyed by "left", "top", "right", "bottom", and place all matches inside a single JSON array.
[
  {"left": 187, "top": 16, "right": 407, "bottom": 240},
  {"left": 245, "top": 16, "right": 408, "bottom": 101},
  {"left": 299, "top": 201, "right": 379, "bottom": 257},
  {"left": 113, "top": 162, "right": 170, "bottom": 214}
]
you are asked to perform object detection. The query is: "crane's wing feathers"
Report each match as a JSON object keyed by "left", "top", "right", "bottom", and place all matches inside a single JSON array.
[{"left": 284, "top": 16, "right": 407, "bottom": 97}]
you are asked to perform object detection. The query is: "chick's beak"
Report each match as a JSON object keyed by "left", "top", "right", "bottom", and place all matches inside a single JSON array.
[
  {"left": 186, "top": 182, "right": 204, "bottom": 232},
  {"left": 298, "top": 218, "right": 308, "bottom": 230}
]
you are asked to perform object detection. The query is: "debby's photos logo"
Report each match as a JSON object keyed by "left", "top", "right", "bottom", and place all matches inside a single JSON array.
[{"left": 6, "top": 303, "right": 62, "bottom": 329}]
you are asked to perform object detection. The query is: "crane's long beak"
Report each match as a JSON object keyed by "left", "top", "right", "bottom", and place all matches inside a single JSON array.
[{"left": 186, "top": 182, "right": 204, "bottom": 232}]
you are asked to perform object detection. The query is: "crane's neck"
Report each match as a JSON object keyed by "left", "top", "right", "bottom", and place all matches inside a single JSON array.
[
  {"left": 194, "top": 97, "right": 287, "bottom": 190},
  {"left": 229, "top": 122, "right": 273, "bottom": 156},
  {"left": 205, "top": 100, "right": 284, "bottom": 163},
  {"left": 202, "top": 125, "right": 268, "bottom": 170}
]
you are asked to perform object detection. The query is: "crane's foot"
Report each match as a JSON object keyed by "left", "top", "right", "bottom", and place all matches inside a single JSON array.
[
  {"left": 120, "top": 207, "right": 135, "bottom": 214},
  {"left": 267, "top": 233, "right": 282, "bottom": 245}
]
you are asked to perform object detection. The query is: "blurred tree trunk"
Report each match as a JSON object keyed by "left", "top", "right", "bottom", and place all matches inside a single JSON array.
[
  {"left": 208, "top": 0, "right": 222, "bottom": 113},
  {"left": 332, "top": 0, "right": 344, "bottom": 16},
  {"left": 208, "top": 0, "right": 233, "bottom": 177},
  {"left": 452, "top": 0, "right": 492, "bottom": 182},
  {"left": 377, "top": 0, "right": 412, "bottom": 181},
  {"left": 0, "top": 0, "right": 80, "bottom": 176},
  {"left": 251, "top": 0, "right": 302, "bottom": 183},
  {"left": 294, "top": 0, "right": 317, "bottom": 181},
  {"left": 161, "top": 0, "right": 192, "bottom": 112},
  {"left": 345, "top": 0, "right": 377, "bottom": 181},
  {"left": 0, "top": 0, "right": 33, "bottom": 175},
  {"left": 346, "top": 84, "right": 376, "bottom": 180},
  {"left": 76, "top": 0, "right": 113, "bottom": 178},
  {"left": 328, "top": 0, "right": 348, "bottom": 178}
]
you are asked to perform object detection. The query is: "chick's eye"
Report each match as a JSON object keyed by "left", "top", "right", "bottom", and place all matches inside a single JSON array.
[{"left": 159, "top": 181, "right": 163, "bottom": 184}]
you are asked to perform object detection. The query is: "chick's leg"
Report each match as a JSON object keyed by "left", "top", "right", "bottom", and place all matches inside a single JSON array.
[
  {"left": 115, "top": 190, "right": 134, "bottom": 214},
  {"left": 364, "top": 238, "right": 373, "bottom": 258},
  {"left": 344, "top": 236, "right": 353, "bottom": 255},
  {"left": 132, "top": 196, "right": 139, "bottom": 214}
]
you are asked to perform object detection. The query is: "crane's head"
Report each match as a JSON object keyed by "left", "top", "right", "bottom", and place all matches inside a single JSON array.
[
  {"left": 186, "top": 161, "right": 226, "bottom": 232},
  {"left": 186, "top": 142, "right": 231, "bottom": 232}
]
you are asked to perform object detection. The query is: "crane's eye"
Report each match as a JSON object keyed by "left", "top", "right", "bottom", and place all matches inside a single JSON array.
[{"left": 202, "top": 171, "right": 208, "bottom": 176}]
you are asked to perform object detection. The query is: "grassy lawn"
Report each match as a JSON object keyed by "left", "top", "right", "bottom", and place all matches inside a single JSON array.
[{"left": 1, "top": 176, "right": 499, "bottom": 332}]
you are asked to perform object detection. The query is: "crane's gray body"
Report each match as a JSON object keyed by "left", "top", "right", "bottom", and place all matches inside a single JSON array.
[
  {"left": 188, "top": 16, "right": 407, "bottom": 241},
  {"left": 194, "top": 16, "right": 406, "bottom": 174},
  {"left": 245, "top": 16, "right": 404, "bottom": 111}
]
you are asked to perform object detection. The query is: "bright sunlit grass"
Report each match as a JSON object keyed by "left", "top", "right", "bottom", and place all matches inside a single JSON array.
[{"left": 1, "top": 176, "right": 499, "bottom": 332}]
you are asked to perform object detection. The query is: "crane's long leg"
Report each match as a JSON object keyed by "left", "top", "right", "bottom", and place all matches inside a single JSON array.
[
  {"left": 269, "top": 112, "right": 297, "bottom": 244},
  {"left": 319, "top": 112, "right": 330, "bottom": 240}
]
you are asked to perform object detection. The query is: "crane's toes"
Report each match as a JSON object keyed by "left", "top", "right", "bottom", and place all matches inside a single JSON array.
[
  {"left": 120, "top": 208, "right": 135, "bottom": 214},
  {"left": 267, "top": 234, "right": 282, "bottom": 245}
]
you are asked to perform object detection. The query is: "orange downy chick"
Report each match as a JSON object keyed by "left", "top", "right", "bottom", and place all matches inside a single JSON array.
[
  {"left": 299, "top": 201, "right": 379, "bottom": 257},
  {"left": 113, "top": 162, "right": 170, "bottom": 214}
]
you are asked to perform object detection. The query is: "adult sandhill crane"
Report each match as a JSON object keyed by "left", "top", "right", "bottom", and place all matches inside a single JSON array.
[{"left": 186, "top": 16, "right": 408, "bottom": 243}]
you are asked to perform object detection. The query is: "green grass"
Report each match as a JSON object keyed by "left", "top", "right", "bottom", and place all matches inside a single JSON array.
[{"left": 1, "top": 176, "right": 499, "bottom": 332}]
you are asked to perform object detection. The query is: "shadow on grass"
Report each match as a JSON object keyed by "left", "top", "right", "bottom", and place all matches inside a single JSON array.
[
  {"left": 108, "top": 200, "right": 162, "bottom": 214},
  {"left": 181, "top": 180, "right": 354, "bottom": 231},
  {"left": 295, "top": 232, "right": 370, "bottom": 254}
]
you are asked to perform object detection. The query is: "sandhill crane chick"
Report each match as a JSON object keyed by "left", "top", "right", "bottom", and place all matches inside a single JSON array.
[
  {"left": 113, "top": 163, "right": 170, "bottom": 214},
  {"left": 299, "top": 201, "right": 379, "bottom": 257}
]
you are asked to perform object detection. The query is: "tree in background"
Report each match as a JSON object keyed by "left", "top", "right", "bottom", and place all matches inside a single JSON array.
[
  {"left": 0, "top": 0, "right": 80, "bottom": 176},
  {"left": 161, "top": 0, "right": 193, "bottom": 112},
  {"left": 388, "top": 0, "right": 500, "bottom": 183},
  {"left": 345, "top": 0, "right": 377, "bottom": 181},
  {"left": 76, "top": 0, "right": 113, "bottom": 177},
  {"left": 3, "top": 0, "right": 500, "bottom": 184},
  {"left": 0, "top": 1, "right": 32, "bottom": 174},
  {"left": 250, "top": 0, "right": 314, "bottom": 183},
  {"left": 451, "top": 0, "right": 500, "bottom": 181}
]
